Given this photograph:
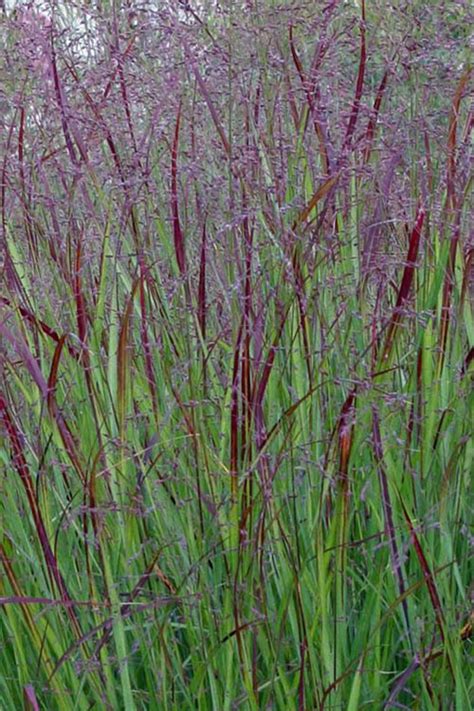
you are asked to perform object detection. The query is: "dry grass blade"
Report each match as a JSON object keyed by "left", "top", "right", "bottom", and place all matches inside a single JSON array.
[
  {"left": 400, "top": 501, "right": 446, "bottom": 646},
  {"left": 438, "top": 68, "right": 472, "bottom": 369},
  {"left": 344, "top": 0, "right": 366, "bottom": 148},
  {"left": 0, "top": 296, "right": 81, "bottom": 360},
  {"left": 289, "top": 25, "right": 330, "bottom": 174},
  {"left": 446, "top": 67, "right": 472, "bottom": 210},
  {"left": 363, "top": 68, "right": 390, "bottom": 163},
  {"left": 139, "top": 263, "right": 159, "bottom": 421},
  {"left": 46, "top": 335, "right": 85, "bottom": 484},
  {"left": 337, "top": 388, "right": 357, "bottom": 489},
  {"left": 292, "top": 175, "right": 339, "bottom": 230},
  {"left": 381, "top": 206, "right": 425, "bottom": 363},
  {"left": 171, "top": 102, "right": 186, "bottom": 276}
]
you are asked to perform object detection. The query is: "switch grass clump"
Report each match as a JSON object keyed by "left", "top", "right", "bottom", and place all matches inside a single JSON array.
[{"left": 0, "top": 1, "right": 472, "bottom": 709}]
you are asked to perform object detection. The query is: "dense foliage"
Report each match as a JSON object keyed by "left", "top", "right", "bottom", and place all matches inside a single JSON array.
[{"left": 0, "top": 1, "right": 472, "bottom": 708}]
